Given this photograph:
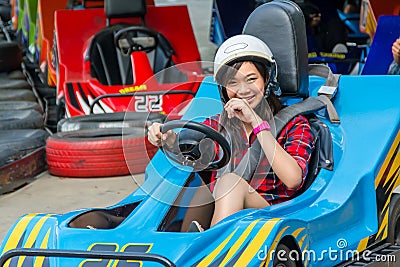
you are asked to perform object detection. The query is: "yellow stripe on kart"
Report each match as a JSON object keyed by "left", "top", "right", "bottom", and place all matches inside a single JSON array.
[
  {"left": 218, "top": 219, "right": 261, "bottom": 266},
  {"left": 356, "top": 236, "right": 369, "bottom": 253},
  {"left": 374, "top": 131, "right": 400, "bottom": 241},
  {"left": 197, "top": 228, "right": 239, "bottom": 267},
  {"left": 2, "top": 214, "right": 38, "bottom": 267},
  {"left": 16, "top": 214, "right": 52, "bottom": 267},
  {"left": 376, "top": 131, "right": 400, "bottom": 188},
  {"left": 34, "top": 228, "right": 52, "bottom": 267},
  {"left": 235, "top": 218, "right": 281, "bottom": 266}
]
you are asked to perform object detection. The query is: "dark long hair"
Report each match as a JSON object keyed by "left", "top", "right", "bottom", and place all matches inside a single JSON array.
[{"left": 217, "top": 61, "right": 282, "bottom": 155}]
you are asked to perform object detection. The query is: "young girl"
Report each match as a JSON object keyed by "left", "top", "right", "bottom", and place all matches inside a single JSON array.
[{"left": 148, "top": 34, "right": 314, "bottom": 230}]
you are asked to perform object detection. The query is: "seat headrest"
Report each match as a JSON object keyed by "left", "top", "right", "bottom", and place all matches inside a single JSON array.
[
  {"left": 105, "top": 0, "right": 146, "bottom": 19},
  {"left": 243, "top": 0, "right": 309, "bottom": 97}
]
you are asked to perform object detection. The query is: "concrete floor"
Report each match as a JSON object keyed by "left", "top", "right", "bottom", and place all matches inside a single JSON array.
[{"left": 0, "top": 0, "right": 215, "bottom": 242}]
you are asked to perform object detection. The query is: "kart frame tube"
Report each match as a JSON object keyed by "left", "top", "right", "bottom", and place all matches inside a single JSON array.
[{"left": 89, "top": 90, "right": 197, "bottom": 114}]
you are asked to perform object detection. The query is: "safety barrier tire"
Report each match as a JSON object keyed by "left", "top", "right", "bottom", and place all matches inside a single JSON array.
[
  {"left": 0, "top": 129, "right": 49, "bottom": 166},
  {"left": 0, "top": 4, "right": 11, "bottom": 22},
  {"left": 0, "top": 79, "right": 31, "bottom": 89},
  {"left": 0, "top": 70, "right": 25, "bottom": 80},
  {"left": 0, "top": 89, "right": 36, "bottom": 101},
  {"left": 0, "top": 101, "right": 43, "bottom": 114},
  {"left": 46, "top": 128, "right": 158, "bottom": 177},
  {"left": 57, "top": 112, "right": 166, "bottom": 132},
  {"left": 0, "top": 42, "right": 22, "bottom": 72},
  {"left": 0, "top": 110, "right": 44, "bottom": 130}
]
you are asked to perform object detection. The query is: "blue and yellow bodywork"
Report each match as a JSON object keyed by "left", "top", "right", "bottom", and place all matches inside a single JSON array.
[{"left": 0, "top": 69, "right": 399, "bottom": 267}]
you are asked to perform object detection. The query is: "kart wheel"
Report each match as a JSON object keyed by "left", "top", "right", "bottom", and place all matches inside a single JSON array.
[
  {"left": 46, "top": 128, "right": 158, "bottom": 177},
  {"left": 0, "top": 110, "right": 44, "bottom": 130},
  {"left": 273, "top": 243, "right": 298, "bottom": 267},
  {"left": 0, "top": 89, "right": 36, "bottom": 101},
  {"left": 0, "top": 42, "right": 22, "bottom": 72},
  {"left": 57, "top": 112, "right": 166, "bottom": 132},
  {"left": 388, "top": 193, "right": 400, "bottom": 245},
  {"left": 0, "top": 101, "right": 43, "bottom": 114}
]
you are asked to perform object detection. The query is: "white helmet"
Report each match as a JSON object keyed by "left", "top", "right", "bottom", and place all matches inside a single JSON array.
[{"left": 213, "top": 34, "right": 280, "bottom": 96}]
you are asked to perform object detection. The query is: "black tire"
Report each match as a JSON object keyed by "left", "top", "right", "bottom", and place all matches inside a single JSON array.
[
  {"left": 0, "top": 79, "right": 31, "bottom": 89},
  {"left": 46, "top": 128, "right": 157, "bottom": 177},
  {"left": 0, "top": 129, "right": 49, "bottom": 166},
  {"left": 0, "top": 101, "right": 43, "bottom": 113},
  {"left": 0, "top": 89, "right": 36, "bottom": 101},
  {"left": 0, "top": 4, "right": 11, "bottom": 22},
  {"left": 0, "top": 42, "right": 22, "bottom": 72},
  {"left": 388, "top": 193, "right": 400, "bottom": 245},
  {"left": 57, "top": 112, "right": 166, "bottom": 132},
  {"left": 0, "top": 110, "right": 44, "bottom": 130},
  {"left": 35, "top": 85, "right": 56, "bottom": 99},
  {"left": 273, "top": 243, "right": 298, "bottom": 267},
  {"left": 0, "top": 70, "right": 25, "bottom": 80}
]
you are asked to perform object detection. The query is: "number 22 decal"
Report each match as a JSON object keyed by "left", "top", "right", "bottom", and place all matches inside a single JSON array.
[
  {"left": 79, "top": 243, "right": 152, "bottom": 267},
  {"left": 134, "top": 95, "right": 163, "bottom": 112}
]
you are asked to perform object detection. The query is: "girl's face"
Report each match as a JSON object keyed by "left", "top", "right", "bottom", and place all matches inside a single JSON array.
[{"left": 225, "top": 62, "right": 266, "bottom": 109}]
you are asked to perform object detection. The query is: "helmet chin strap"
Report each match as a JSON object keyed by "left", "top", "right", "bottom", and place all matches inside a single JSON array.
[
  {"left": 218, "top": 85, "right": 229, "bottom": 105},
  {"left": 265, "top": 58, "right": 281, "bottom": 97}
]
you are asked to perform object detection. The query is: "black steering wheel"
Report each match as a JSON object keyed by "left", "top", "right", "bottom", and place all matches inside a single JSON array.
[
  {"left": 160, "top": 120, "right": 231, "bottom": 171},
  {"left": 114, "top": 25, "right": 175, "bottom": 57}
]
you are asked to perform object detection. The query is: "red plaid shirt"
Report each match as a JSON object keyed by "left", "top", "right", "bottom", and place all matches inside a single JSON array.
[{"left": 205, "top": 115, "right": 314, "bottom": 205}]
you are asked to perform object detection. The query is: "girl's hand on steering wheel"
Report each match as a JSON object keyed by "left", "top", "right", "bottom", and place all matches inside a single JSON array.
[{"left": 148, "top": 122, "right": 176, "bottom": 147}]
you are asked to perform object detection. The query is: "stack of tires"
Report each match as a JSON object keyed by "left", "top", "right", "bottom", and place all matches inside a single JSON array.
[
  {"left": 46, "top": 112, "right": 165, "bottom": 178},
  {"left": 0, "top": 40, "right": 49, "bottom": 194}
]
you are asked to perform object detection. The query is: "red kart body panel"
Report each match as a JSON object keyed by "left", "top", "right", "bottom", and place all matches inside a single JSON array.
[
  {"left": 36, "top": 0, "right": 68, "bottom": 86},
  {"left": 360, "top": 0, "right": 400, "bottom": 39},
  {"left": 55, "top": 5, "right": 203, "bottom": 117}
]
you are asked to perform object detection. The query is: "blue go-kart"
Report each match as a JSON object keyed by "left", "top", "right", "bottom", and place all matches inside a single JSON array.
[{"left": 0, "top": 1, "right": 399, "bottom": 266}]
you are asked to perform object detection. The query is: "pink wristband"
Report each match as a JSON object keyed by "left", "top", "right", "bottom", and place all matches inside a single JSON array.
[{"left": 253, "top": 121, "right": 271, "bottom": 135}]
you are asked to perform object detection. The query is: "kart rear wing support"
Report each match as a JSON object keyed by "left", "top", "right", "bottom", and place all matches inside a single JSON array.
[
  {"left": 0, "top": 248, "right": 175, "bottom": 267},
  {"left": 89, "top": 90, "right": 197, "bottom": 114}
]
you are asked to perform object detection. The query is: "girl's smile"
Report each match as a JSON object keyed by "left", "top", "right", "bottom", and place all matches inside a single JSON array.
[{"left": 225, "top": 62, "right": 266, "bottom": 108}]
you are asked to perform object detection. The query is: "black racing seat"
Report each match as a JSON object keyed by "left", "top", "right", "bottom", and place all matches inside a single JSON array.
[
  {"left": 243, "top": 0, "right": 334, "bottom": 195},
  {"left": 87, "top": 0, "right": 176, "bottom": 85}
]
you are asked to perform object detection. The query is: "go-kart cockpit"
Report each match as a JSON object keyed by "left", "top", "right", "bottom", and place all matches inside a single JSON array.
[{"left": 68, "top": 0, "right": 336, "bottom": 233}]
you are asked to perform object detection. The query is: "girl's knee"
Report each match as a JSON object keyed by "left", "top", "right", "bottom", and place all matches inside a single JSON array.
[{"left": 213, "top": 172, "right": 247, "bottom": 197}]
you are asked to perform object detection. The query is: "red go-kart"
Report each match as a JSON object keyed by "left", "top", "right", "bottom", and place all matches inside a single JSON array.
[{"left": 54, "top": 0, "right": 206, "bottom": 119}]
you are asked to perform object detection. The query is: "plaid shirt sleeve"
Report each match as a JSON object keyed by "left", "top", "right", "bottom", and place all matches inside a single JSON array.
[{"left": 277, "top": 115, "right": 315, "bottom": 190}]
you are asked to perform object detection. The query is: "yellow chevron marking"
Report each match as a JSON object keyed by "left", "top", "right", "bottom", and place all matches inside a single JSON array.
[
  {"left": 235, "top": 218, "right": 281, "bottom": 266},
  {"left": 197, "top": 228, "right": 239, "bottom": 267},
  {"left": 373, "top": 132, "right": 400, "bottom": 241},
  {"left": 376, "top": 131, "right": 400, "bottom": 188},
  {"left": 303, "top": 244, "right": 310, "bottom": 266},
  {"left": 385, "top": 157, "right": 400, "bottom": 193},
  {"left": 263, "top": 225, "right": 290, "bottom": 265},
  {"left": 34, "top": 228, "right": 52, "bottom": 267},
  {"left": 376, "top": 217, "right": 388, "bottom": 241},
  {"left": 16, "top": 215, "right": 52, "bottom": 267},
  {"left": 292, "top": 228, "right": 305, "bottom": 239},
  {"left": 356, "top": 236, "right": 369, "bottom": 252},
  {"left": 218, "top": 219, "right": 261, "bottom": 266},
  {"left": 298, "top": 233, "right": 307, "bottom": 250},
  {"left": 2, "top": 214, "right": 38, "bottom": 267}
]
